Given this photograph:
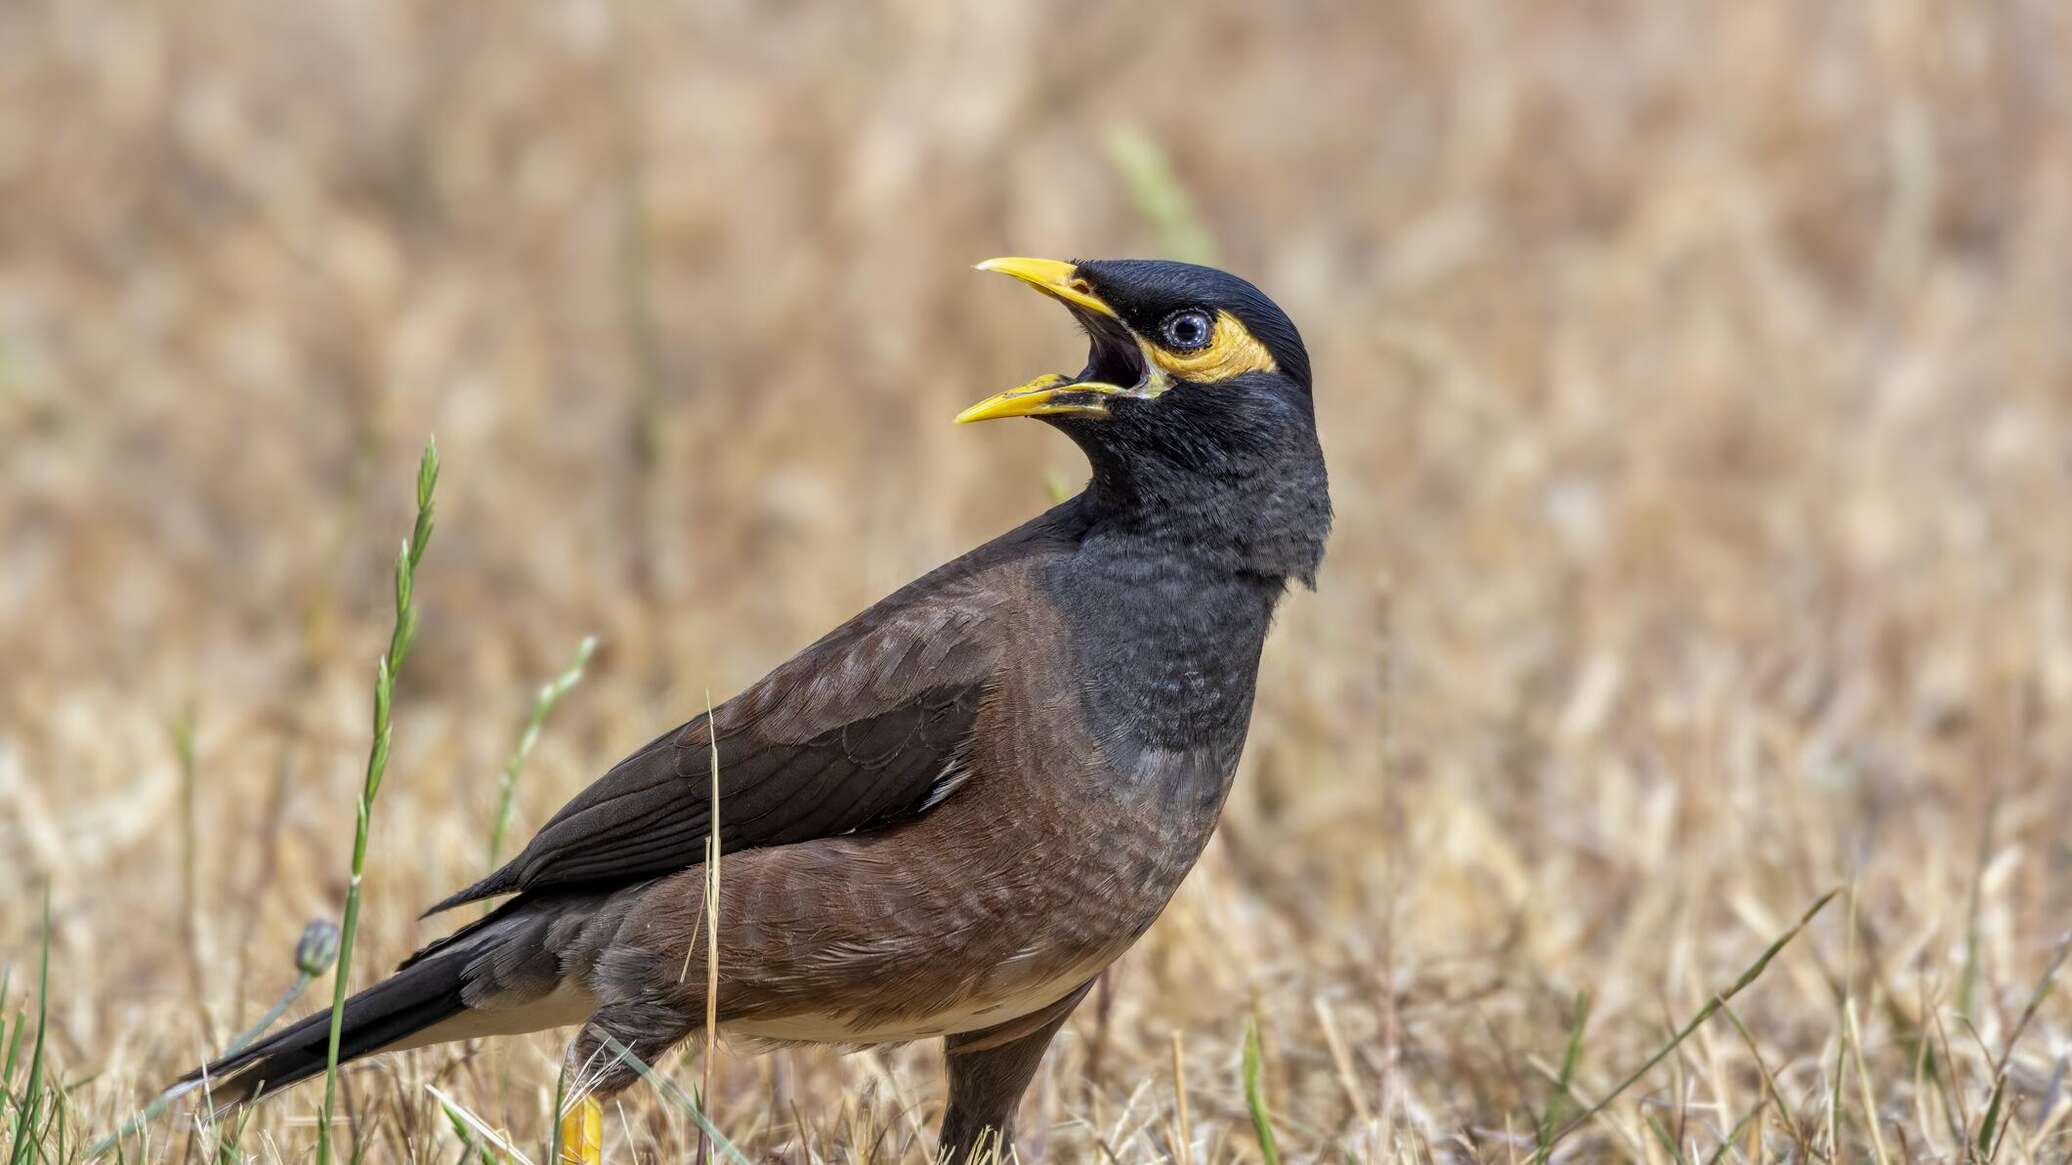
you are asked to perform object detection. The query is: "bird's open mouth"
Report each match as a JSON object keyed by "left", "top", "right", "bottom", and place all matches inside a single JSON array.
[
  {"left": 1074, "top": 307, "right": 1149, "bottom": 391},
  {"left": 956, "top": 258, "right": 1160, "bottom": 424}
]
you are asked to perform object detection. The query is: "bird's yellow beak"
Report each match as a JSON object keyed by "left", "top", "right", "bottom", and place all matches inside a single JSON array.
[
  {"left": 957, "top": 258, "right": 1133, "bottom": 424},
  {"left": 972, "top": 257, "right": 1117, "bottom": 319}
]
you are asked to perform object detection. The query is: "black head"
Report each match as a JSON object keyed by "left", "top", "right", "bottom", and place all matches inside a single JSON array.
[
  {"left": 957, "top": 257, "right": 1313, "bottom": 424},
  {"left": 960, "top": 257, "right": 1330, "bottom": 585},
  {"left": 1070, "top": 258, "right": 1312, "bottom": 394}
]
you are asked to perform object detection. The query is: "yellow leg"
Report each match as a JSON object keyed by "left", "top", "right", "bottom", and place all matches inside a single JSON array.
[{"left": 557, "top": 1094, "right": 603, "bottom": 1165}]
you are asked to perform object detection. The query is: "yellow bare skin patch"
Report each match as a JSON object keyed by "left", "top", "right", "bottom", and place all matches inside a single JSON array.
[{"left": 1146, "top": 310, "right": 1278, "bottom": 384}]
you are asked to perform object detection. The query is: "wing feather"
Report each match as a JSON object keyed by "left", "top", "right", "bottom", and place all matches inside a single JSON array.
[{"left": 421, "top": 528, "right": 1061, "bottom": 917}]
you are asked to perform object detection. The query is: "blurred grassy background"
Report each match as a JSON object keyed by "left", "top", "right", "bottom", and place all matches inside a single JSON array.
[{"left": 4, "top": 1, "right": 2071, "bottom": 1160}]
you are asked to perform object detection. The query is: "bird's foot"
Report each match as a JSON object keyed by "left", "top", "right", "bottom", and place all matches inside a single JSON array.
[{"left": 558, "top": 1095, "right": 603, "bottom": 1165}]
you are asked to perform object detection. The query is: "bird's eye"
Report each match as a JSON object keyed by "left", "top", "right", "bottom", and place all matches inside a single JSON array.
[{"left": 1160, "top": 309, "right": 1214, "bottom": 351}]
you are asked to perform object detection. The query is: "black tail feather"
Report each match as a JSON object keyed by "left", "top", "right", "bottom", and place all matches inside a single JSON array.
[{"left": 169, "top": 941, "right": 470, "bottom": 1110}]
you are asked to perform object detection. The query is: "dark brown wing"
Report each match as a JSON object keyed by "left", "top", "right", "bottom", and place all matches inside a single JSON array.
[
  {"left": 424, "top": 517, "right": 1073, "bottom": 916},
  {"left": 431, "top": 680, "right": 984, "bottom": 912}
]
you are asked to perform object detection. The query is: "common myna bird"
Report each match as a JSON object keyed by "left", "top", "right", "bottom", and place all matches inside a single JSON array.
[{"left": 170, "top": 258, "right": 1331, "bottom": 1162}]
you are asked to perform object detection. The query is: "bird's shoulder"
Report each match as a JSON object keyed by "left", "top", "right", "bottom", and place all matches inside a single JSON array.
[{"left": 726, "top": 498, "right": 1090, "bottom": 740}]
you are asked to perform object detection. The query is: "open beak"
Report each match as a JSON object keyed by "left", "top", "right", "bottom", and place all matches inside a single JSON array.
[{"left": 957, "top": 257, "right": 1152, "bottom": 424}]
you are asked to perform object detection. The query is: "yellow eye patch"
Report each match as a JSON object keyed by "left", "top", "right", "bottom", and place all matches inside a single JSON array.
[{"left": 1145, "top": 310, "right": 1279, "bottom": 384}]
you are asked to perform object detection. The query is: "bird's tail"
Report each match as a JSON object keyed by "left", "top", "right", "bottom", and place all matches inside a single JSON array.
[
  {"left": 163, "top": 896, "right": 591, "bottom": 1113},
  {"left": 166, "top": 941, "right": 472, "bottom": 1112}
]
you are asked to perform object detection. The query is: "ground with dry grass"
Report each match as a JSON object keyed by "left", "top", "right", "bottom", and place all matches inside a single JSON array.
[{"left": 4, "top": 2, "right": 2071, "bottom": 1161}]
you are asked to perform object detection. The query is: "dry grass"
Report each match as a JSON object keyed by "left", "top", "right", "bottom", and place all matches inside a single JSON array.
[{"left": 5, "top": 1, "right": 2072, "bottom": 1161}]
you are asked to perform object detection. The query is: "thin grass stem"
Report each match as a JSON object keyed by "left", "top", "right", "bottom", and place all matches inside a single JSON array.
[
  {"left": 315, "top": 437, "right": 439, "bottom": 1165},
  {"left": 594, "top": 1035, "right": 749, "bottom": 1165},
  {"left": 1541, "top": 888, "right": 1839, "bottom": 1158},
  {"left": 1242, "top": 1016, "right": 1280, "bottom": 1165},
  {"left": 5, "top": 892, "right": 50, "bottom": 1165},
  {"left": 488, "top": 635, "right": 598, "bottom": 870}
]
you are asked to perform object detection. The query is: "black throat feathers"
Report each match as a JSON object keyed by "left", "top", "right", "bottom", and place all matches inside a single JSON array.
[{"left": 1041, "top": 377, "right": 1332, "bottom": 793}]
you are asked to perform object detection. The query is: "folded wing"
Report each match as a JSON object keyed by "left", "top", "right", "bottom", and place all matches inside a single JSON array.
[{"left": 425, "top": 552, "right": 1025, "bottom": 915}]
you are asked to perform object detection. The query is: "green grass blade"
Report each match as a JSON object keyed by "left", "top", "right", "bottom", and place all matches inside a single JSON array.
[
  {"left": 546, "top": 1058, "right": 568, "bottom": 1165},
  {"left": 222, "top": 970, "right": 314, "bottom": 1058},
  {"left": 316, "top": 436, "right": 440, "bottom": 1165},
  {"left": 488, "top": 634, "right": 598, "bottom": 869},
  {"left": 1242, "top": 1016, "right": 1280, "bottom": 1165},
  {"left": 1641, "top": 1111, "right": 1684, "bottom": 1164},
  {"left": 429, "top": 1087, "right": 509, "bottom": 1165},
  {"left": 7, "top": 891, "right": 50, "bottom": 1165},
  {"left": 52, "top": 1084, "right": 68, "bottom": 1165},
  {"left": 1702, "top": 1100, "right": 1766, "bottom": 1165},
  {"left": 1975, "top": 1075, "right": 2004, "bottom": 1159},
  {"left": 1545, "top": 889, "right": 1838, "bottom": 1155},
  {"left": 3, "top": 1010, "right": 21, "bottom": 1094},
  {"left": 1535, "top": 990, "right": 1592, "bottom": 1161},
  {"left": 212, "top": 1102, "right": 255, "bottom": 1165},
  {"left": 595, "top": 1034, "right": 751, "bottom": 1165},
  {"left": 1, "top": 965, "right": 14, "bottom": 1074}
]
